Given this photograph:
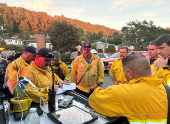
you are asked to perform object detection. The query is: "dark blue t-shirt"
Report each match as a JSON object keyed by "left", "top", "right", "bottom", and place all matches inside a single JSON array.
[{"left": 84, "top": 55, "right": 91, "bottom": 64}]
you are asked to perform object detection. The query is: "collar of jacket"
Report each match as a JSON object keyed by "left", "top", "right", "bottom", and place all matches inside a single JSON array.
[
  {"left": 32, "top": 62, "right": 49, "bottom": 74},
  {"left": 129, "top": 77, "right": 162, "bottom": 85},
  {"left": 17, "top": 56, "right": 29, "bottom": 66},
  {"left": 79, "top": 54, "right": 95, "bottom": 62}
]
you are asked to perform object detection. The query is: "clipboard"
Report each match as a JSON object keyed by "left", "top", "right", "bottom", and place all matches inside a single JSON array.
[{"left": 47, "top": 105, "right": 98, "bottom": 124}]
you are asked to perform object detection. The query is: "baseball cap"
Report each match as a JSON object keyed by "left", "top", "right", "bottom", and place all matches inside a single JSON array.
[
  {"left": 24, "top": 46, "right": 37, "bottom": 55},
  {"left": 82, "top": 42, "right": 92, "bottom": 49},
  {"left": 37, "top": 48, "right": 55, "bottom": 60}
]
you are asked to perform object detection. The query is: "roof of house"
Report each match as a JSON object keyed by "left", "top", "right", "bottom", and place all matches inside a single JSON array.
[{"left": 23, "top": 36, "right": 50, "bottom": 43}]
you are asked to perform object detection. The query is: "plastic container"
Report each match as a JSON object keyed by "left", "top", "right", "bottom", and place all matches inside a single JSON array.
[{"left": 24, "top": 108, "right": 40, "bottom": 124}]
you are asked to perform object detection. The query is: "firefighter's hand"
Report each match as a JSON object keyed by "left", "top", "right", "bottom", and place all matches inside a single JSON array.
[
  {"left": 156, "top": 55, "right": 169, "bottom": 68},
  {"left": 50, "top": 85, "right": 59, "bottom": 92},
  {"left": 59, "top": 81, "right": 70, "bottom": 88},
  {"left": 91, "top": 84, "right": 99, "bottom": 90}
]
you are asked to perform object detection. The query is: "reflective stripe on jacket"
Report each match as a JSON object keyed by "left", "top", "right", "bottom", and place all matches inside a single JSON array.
[
  {"left": 6, "top": 56, "right": 29, "bottom": 93},
  {"left": 109, "top": 57, "right": 127, "bottom": 84},
  {"left": 49, "top": 61, "right": 70, "bottom": 81},
  {"left": 89, "top": 77, "right": 167, "bottom": 123},
  {"left": 71, "top": 54, "right": 104, "bottom": 93}
]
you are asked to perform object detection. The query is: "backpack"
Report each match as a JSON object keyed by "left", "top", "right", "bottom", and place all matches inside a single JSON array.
[{"left": 53, "top": 63, "right": 65, "bottom": 80}]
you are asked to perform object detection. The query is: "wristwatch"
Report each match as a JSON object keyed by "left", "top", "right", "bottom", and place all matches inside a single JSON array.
[{"left": 96, "top": 83, "right": 100, "bottom": 86}]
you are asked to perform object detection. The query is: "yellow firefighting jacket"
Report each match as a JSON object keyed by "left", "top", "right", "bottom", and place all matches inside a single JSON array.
[
  {"left": 6, "top": 56, "right": 29, "bottom": 93},
  {"left": 89, "top": 77, "right": 167, "bottom": 123},
  {"left": 21, "top": 62, "right": 62, "bottom": 89},
  {"left": 147, "top": 57, "right": 159, "bottom": 75},
  {"left": 153, "top": 66, "right": 170, "bottom": 84},
  {"left": 20, "top": 62, "right": 62, "bottom": 104},
  {"left": 109, "top": 58, "right": 127, "bottom": 84},
  {"left": 49, "top": 61, "right": 70, "bottom": 82},
  {"left": 71, "top": 54, "right": 104, "bottom": 93}
]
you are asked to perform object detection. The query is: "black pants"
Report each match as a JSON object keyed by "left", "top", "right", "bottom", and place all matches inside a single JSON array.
[{"left": 74, "top": 88, "right": 94, "bottom": 98}]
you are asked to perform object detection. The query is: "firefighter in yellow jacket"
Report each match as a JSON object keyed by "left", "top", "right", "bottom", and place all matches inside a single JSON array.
[
  {"left": 71, "top": 42, "right": 104, "bottom": 97},
  {"left": 153, "top": 34, "right": 170, "bottom": 84},
  {"left": 147, "top": 42, "right": 159, "bottom": 75},
  {"left": 20, "top": 48, "right": 68, "bottom": 103},
  {"left": 89, "top": 53, "right": 167, "bottom": 123},
  {"left": 49, "top": 51, "right": 70, "bottom": 82},
  {"left": 5, "top": 46, "right": 37, "bottom": 93},
  {"left": 109, "top": 47, "right": 128, "bottom": 85}
]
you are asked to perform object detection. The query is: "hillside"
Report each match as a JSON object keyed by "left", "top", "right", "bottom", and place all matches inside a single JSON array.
[{"left": 0, "top": 3, "right": 120, "bottom": 36}]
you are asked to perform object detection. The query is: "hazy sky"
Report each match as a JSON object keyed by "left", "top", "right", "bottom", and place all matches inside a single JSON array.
[{"left": 1, "top": 0, "right": 170, "bottom": 31}]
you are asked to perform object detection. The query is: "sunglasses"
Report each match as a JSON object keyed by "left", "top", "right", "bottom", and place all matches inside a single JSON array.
[
  {"left": 83, "top": 44, "right": 91, "bottom": 48},
  {"left": 54, "top": 59, "right": 58, "bottom": 61}
]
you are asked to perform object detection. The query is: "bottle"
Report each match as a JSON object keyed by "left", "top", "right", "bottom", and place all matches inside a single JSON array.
[{"left": 24, "top": 108, "right": 40, "bottom": 124}]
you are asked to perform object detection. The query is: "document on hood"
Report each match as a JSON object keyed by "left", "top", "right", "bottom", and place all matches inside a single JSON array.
[
  {"left": 56, "top": 88, "right": 67, "bottom": 94},
  {"left": 63, "top": 83, "right": 76, "bottom": 90}
]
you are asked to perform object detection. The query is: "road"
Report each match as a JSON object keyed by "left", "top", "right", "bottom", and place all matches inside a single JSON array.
[{"left": 102, "top": 72, "right": 113, "bottom": 89}]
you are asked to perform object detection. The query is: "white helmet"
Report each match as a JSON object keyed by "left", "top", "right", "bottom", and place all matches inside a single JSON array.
[{"left": 91, "top": 49, "right": 97, "bottom": 54}]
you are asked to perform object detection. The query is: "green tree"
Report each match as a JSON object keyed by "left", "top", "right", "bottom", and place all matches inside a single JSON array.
[
  {"left": 112, "top": 38, "right": 122, "bottom": 45},
  {"left": 121, "top": 20, "right": 170, "bottom": 44},
  {"left": 92, "top": 44, "right": 97, "bottom": 49},
  {"left": 97, "top": 31, "right": 103, "bottom": 40},
  {"left": 106, "top": 45, "right": 116, "bottom": 52},
  {"left": 98, "top": 49, "right": 103, "bottom": 53},
  {"left": 80, "top": 36, "right": 87, "bottom": 41},
  {"left": 112, "top": 32, "right": 119, "bottom": 38},
  {"left": 18, "top": 30, "right": 31, "bottom": 40},
  {"left": 4, "top": 44, "right": 25, "bottom": 52},
  {"left": 48, "top": 20, "right": 81, "bottom": 54},
  {"left": 77, "top": 27, "right": 84, "bottom": 37}
]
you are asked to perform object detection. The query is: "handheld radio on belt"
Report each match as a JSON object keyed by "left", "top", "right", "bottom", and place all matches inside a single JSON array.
[{"left": 48, "top": 65, "right": 55, "bottom": 112}]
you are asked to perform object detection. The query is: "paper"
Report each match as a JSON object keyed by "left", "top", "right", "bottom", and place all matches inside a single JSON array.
[
  {"left": 63, "top": 83, "right": 76, "bottom": 90},
  {"left": 56, "top": 88, "right": 67, "bottom": 94}
]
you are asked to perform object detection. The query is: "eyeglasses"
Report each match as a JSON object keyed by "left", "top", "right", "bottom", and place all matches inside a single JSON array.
[
  {"left": 54, "top": 59, "right": 58, "bottom": 61},
  {"left": 83, "top": 44, "right": 91, "bottom": 48}
]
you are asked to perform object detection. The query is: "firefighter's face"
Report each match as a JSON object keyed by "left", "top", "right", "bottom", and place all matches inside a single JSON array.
[
  {"left": 83, "top": 49, "right": 91, "bottom": 57},
  {"left": 51, "top": 57, "right": 59, "bottom": 65},
  {"left": 35, "top": 56, "right": 51, "bottom": 70},
  {"left": 26, "top": 52, "right": 36, "bottom": 62}
]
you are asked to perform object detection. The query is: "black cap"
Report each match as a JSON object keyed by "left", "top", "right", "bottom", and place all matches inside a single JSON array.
[
  {"left": 82, "top": 42, "right": 92, "bottom": 49},
  {"left": 7, "top": 55, "right": 14, "bottom": 61},
  {"left": 37, "top": 48, "right": 55, "bottom": 60},
  {"left": 24, "top": 46, "right": 37, "bottom": 55}
]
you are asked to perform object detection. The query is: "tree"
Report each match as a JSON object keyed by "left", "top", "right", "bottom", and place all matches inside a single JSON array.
[
  {"left": 80, "top": 36, "right": 87, "bottom": 41},
  {"left": 112, "top": 38, "right": 122, "bottom": 45},
  {"left": 121, "top": 20, "right": 170, "bottom": 45},
  {"left": 112, "top": 32, "right": 119, "bottom": 38},
  {"left": 77, "top": 27, "right": 84, "bottom": 37},
  {"left": 106, "top": 45, "right": 116, "bottom": 52},
  {"left": 18, "top": 30, "right": 31, "bottom": 40},
  {"left": 48, "top": 20, "right": 81, "bottom": 54}
]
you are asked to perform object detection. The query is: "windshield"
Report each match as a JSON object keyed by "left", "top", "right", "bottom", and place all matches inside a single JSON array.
[
  {"left": 110, "top": 53, "right": 120, "bottom": 58},
  {"left": 98, "top": 54, "right": 106, "bottom": 58}
]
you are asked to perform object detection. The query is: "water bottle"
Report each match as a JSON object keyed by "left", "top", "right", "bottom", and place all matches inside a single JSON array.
[{"left": 24, "top": 108, "right": 40, "bottom": 124}]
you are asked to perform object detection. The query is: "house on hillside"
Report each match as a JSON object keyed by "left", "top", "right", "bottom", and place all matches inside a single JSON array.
[
  {"left": 23, "top": 34, "right": 52, "bottom": 49},
  {"left": 23, "top": 33, "right": 82, "bottom": 59},
  {"left": 0, "top": 37, "right": 23, "bottom": 45}
]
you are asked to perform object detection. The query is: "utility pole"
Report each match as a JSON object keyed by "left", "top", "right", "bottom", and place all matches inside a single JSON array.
[
  {"left": 0, "top": 25, "right": 6, "bottom": 46},
  {"left": 104, "top": 35, "right": 108, "bottom": 53}
]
